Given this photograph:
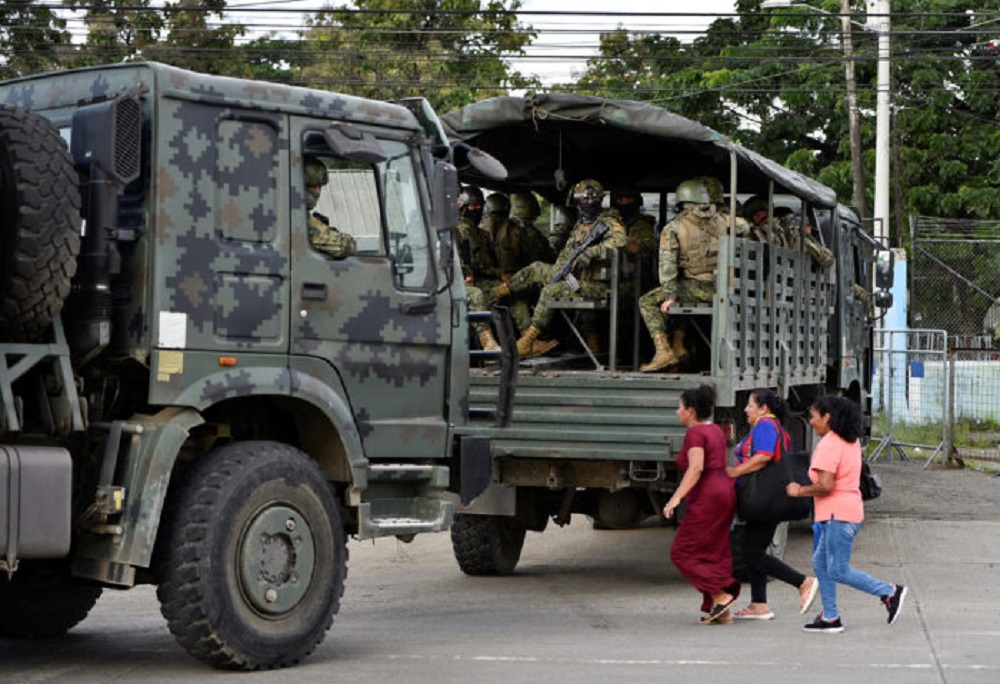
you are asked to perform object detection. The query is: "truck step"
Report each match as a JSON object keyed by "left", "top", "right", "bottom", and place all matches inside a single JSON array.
[{"left": 357, "top": 498, "right": 454, "bottom": 540}]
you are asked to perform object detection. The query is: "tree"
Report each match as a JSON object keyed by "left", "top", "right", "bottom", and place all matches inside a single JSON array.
[
  {"left": 0, "top": 1, "right": 71, "bottom": 78},
  {"left": 146, "top": 0, "right": 248, "bottom": 76},
  {"left": 567, "top": 0, "right": 1000, "bottom": 232},
  {"left": 300, "top": 0, "right": 538, "bottom": 113},
  {"left": 61, "top": 0, "right": 165, "bottom": 68}
]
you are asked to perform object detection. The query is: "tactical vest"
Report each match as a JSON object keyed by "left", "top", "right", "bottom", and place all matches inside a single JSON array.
[{"left": 676, "top": 212, "right": 727, "bottom": 282}]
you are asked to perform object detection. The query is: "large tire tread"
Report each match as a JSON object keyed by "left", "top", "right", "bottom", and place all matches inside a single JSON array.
[
  {"left": 0, "top": 105, "right": 81, "bottom": 340},
  {"left": 0, "top": 559, "right": 102, "bottom": 638},
  {"left": 450, "top": 513, "right": 526, "bottom": 576},
  {"left": 155, "top": 441, "right": 346, "bottom": 670}
]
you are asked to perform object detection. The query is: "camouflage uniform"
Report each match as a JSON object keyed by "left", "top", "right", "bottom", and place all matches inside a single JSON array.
[
  {"left": 305, "top": 159, "right": 356, "bottom": 259},
  {"left": 638, "top": 208, "right": 733, "bottom": 337},
  {"left": 548, "top": 204, "right": 578, "bottom": 254},
  {"left": 507, "top": 208, "right": 627, "bottom": 334}
]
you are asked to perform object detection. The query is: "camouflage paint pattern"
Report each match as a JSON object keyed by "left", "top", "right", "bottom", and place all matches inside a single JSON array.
[{"left": 0, "top": 62, "right": 468, "bottom": 500}]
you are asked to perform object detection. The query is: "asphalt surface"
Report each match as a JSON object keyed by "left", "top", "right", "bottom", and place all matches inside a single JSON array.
[{"left": 2, "top": 458, "right": 998, "bottom": 684}]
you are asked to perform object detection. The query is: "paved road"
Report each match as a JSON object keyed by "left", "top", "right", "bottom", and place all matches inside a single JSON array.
[{"left": 2, "top": 461, "right": 998, "bottom": 684}]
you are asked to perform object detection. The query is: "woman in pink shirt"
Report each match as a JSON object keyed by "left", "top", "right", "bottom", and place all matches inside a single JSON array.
[{"left": 786, "top": 395, "right": 907, "bottom": 633}]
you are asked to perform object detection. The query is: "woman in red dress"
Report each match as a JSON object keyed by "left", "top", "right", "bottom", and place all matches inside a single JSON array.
[{"left": 664, "top": 385, "right": 741, "bottom": 624}]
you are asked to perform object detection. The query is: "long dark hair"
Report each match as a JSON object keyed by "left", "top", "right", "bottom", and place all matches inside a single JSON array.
[
  {"left": 812, "top": 395, "right": 862, "bottom": 443},
  {"left": 680, "top": 384, "right": 717, "bottom": 420},
  {"left": 750, "top": 388, "right": 790, "bottom": 425}
]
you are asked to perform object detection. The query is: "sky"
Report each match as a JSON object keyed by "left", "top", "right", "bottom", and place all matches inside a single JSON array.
[
  {"left": 516, "top": 0, "right": 740, "bottom": 83},
  {"left": 221, "top": 1, "right": 742, "bottom": 85}
]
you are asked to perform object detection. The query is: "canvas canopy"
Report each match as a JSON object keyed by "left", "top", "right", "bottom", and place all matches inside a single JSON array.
[{"left": 441, "top": 93, "right": 837, "bottom": 209}]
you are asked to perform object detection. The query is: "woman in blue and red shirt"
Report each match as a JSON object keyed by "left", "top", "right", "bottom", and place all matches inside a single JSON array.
[{"left": 726, "top": 388, "right": 819, "bottom": 620}]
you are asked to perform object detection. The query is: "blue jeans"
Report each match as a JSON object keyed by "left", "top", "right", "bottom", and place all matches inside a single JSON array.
[{"left": 812, "top": 520, "right": 894, "bottom": 620}]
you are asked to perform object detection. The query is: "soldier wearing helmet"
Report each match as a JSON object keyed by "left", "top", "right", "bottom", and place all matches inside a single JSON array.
[
  {"left": 456, "top": 185, "right": 504, "bottom": 351},
  {"left": 548, "top": 203, "right": 578, "bottom": 254},
  {"left": 637, "top": 176, "right": 747, "bottom": 372},
  {"left": 455, "top": 185, "right": 500, "bottom": 283},
  {"left": 493, "top": 179, "right": 627, "bottom": 360},
  {"left": 304, "top": 158, "right": 356, "bottom": 259},
  {"left": 742, "top": 194, "right": 784, "bottom": 245},
  {"left": 611, "top": 184, "right": 656, "bottom": 284},
  {"left": 499, "top": 192, "right": 554, "bottom": 273}
]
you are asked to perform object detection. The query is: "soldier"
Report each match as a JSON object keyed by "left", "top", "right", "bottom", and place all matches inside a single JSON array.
[
  {"left": 456, "top": 186, "right": 500, "bottom": 283},
  {"left": 783, "top": 212, "right": 835, "bottom": 268},
  {"left": 305, "top": 158, "right": 356, "bottom": 259},
  {"left": 493, "top": 179, "right": 627, "bottom": 360},
  {"left": 509, "top": 191, "right": 555, "bottom": 266},
  {"left": 638, "top": 177, "right": 745, "bottom": 372},
  {"left": 742, "top": 194, "right": 782, "bottom": 245},
  {"left": 457, "top": 186, "right": 503, "bottom": 351},
  {"left": 611, "top": 184, "right": 657, "bottom": 269},
  {"left": 548, "top": 203, "right": 578, "bottom": 254}
]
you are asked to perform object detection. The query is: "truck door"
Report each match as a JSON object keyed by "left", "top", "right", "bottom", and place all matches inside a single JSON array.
[{"left": 289, "top": 121, "right": 452, "bottom": 462}]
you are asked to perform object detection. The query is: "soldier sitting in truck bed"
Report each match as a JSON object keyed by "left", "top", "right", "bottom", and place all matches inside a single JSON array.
[
  {"left": 493, "top": 179, "right": 627, "bottom": 360},
  {"left": 639, "top": 177, "right": 747, "bottom": 372},
  {"left": 305, "top": 158, "right": 356, "bottom": 259}
]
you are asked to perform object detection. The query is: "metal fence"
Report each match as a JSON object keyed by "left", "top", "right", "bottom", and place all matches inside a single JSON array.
[
  {"left": 885, "top": 216, "right": 1000, "bottom": 466},
  {"left": 870, "top": 329, "right": 952, "bottom": 467}
]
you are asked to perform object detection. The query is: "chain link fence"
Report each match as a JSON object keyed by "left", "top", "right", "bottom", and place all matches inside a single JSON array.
[{"left": 901, "top": 216, "right": 1000, "bottom": 465}]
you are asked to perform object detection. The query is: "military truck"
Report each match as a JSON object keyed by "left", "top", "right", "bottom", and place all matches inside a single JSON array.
[
  {"left": 0, "top": 62, "right": 512, "bottom": 669},
  {"left": 441, "top": 94, "right": 893, "bottom": 574}
]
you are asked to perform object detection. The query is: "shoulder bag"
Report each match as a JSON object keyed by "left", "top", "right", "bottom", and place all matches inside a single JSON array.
[
  {"left": 735, "top": 423, "right": 813, "bottom": 523},
  {"left": 860, "top": 460, "right": 882, "bottom": 501}
]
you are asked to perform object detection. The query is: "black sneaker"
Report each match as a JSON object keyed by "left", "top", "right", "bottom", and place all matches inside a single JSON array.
[
  {"left": 803, "top": 614, "right": 844, "bottom": 633},
  {"left": 883, "top": 585, "right": 907, "bottom": 625}
]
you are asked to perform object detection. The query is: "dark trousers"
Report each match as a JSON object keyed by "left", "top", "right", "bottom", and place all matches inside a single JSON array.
[{"left": 742, "top": 519, "right": 806, "bottom": 604}]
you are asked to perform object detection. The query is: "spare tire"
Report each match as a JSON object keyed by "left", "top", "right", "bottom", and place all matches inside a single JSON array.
[{"left": 0, "top": 105, "right": 81, "bottom": 340}]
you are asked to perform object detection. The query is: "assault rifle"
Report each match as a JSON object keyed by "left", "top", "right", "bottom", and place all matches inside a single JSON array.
[{"left": 551, "top": 219, "right": 609, "bottom": 288}]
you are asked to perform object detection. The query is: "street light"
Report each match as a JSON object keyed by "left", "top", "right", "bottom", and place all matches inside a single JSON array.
[{"left": 761, "top": 0, "right": 891, "bottom": 247}]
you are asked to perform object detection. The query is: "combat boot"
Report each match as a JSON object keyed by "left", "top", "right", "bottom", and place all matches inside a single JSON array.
[
  {"left": 639, "top": 332, "right": 678, "bottom": 373},
  {"left": 478, "top": 328, "right": 500, "bottom": 352},
  {"left": 492, "top": 282, "right": 511, "bottom": 301},
  {"left": 672, "top": 329, "right": 691, "bottom": 368},
  {"left": 516, "top": 325, "right": 559, "bottom": 360}
]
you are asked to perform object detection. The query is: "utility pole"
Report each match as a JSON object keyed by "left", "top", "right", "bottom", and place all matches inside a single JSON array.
[
  {"left": 842, "top": 0, "right": 867, "bottom": 219},
  {"left": 868, "top": 0, "right": 891, "bottom": 247}
]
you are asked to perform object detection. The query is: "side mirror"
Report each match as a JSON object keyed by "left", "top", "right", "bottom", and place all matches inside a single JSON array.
[
  {"left": 450, "top": 142, "right": 508, "bottom": 181},
  {"left": 433, "top": 160, "right": 458, "bottom": 266},
  {"left": 875, "top": 250, "right": 894, "bottom": 290},
  {"left": 323, "top": 124, "right": 387, "bottom": 164},
  {"left": 874, "top": 289, "right": 893, "bottom": 310}
]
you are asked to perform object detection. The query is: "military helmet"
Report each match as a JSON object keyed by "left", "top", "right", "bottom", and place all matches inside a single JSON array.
[
  {"left": 693, "top": 176, "right": 724, "bottom": 205},
  {"left": 304, "top": 159, "right": 328, "bottom": 187},
  {"left": 510, "top": 191, "right": 540, "bottom": 219},
  {"left": 742, "top": 195, "right": 770, "bottom": 220},
  {"left": 457, "top": 185, "right": 485, "bottom": 210},
  {"left": 674, "top": 179, "right": 713, "bottom": 206},
  {"left": 572, "top": 179, "right": 605, "bottom": 203},
  {"left": 484, "top": 192, "right": 511, "bottom": 216},
  {"left": 611, "top": 184, "right": 642, "bottom": 207}
]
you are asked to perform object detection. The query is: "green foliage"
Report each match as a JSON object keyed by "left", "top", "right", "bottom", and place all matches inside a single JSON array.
[
  {"left": 301, "top": 0, "right": 536, "bottom": 112},
  {"left": 569, "top": 0, "right": 999, "bottom": 231},
  {"left": 0, "top": 1, "right": 71, "bottom": 79}
]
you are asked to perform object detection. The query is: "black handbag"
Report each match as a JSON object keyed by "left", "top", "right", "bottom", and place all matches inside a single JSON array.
[
  {"left": 860, "top": 460, "right": 882, "bottom": 501},
  {"left": 735, "top": 426, "right": 813, "bottom": 523}
]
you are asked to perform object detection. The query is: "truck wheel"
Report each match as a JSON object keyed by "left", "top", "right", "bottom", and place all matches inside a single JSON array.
[
  {"left": 0, "top": 559, "right": 102, "bottom": 637},
  {"left": 155, "top": 441, "right": 346, "bottom": 670},
  {"left": 0, "top": 105, "right": 81, "bottom": 340},
  {"left": 450, "top": 513, "right": 526, "bottom": 575},
  {"left": 590, "top": 489, "right": 644, "bottom": 530}
]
